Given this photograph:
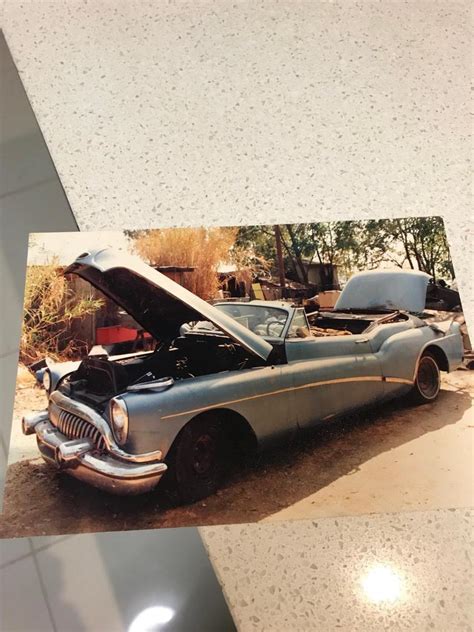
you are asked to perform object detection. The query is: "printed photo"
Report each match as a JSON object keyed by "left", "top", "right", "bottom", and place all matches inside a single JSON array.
[{"left": 1, "top": 217, "right": 471, "bottom": 538}]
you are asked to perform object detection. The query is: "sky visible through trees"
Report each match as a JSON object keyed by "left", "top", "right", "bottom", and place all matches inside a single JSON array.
[{"left": 28, "top": 216, "right": 454, "bottom": 284}]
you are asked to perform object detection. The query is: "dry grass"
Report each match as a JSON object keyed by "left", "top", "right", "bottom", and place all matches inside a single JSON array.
[
  {"left": 21, "top": 262, "right": 103, "bottom": 364},
  {"left": 133, "top": 227, "right": 238, "bottom": 299},
  {"left": 16, "top": 364, "right": 36, "bottom": 389}
]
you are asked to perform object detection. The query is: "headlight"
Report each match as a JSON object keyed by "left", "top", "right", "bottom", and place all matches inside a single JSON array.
[
  {"left": 42, "top": 370, "right": 51, "bottom": 393},
  {"left": 110, "top": 397, "right": 129, "bottom": 445}
]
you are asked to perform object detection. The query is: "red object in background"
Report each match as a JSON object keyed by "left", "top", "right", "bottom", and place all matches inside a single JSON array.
[{"left": 96, "top": 326, "right": 152, "bottom": 345}]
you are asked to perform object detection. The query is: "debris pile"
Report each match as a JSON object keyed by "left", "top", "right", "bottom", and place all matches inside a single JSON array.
[{"left": 310, "top": 326, "right": 351, "bottom": 337}]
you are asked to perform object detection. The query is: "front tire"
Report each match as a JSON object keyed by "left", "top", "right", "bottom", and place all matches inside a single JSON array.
[
  {"left": 164, "top": 415, "right": 224, "bottom": 504},
  {"left": 411, "top": 352, "right": 441, "bottom": 404}
]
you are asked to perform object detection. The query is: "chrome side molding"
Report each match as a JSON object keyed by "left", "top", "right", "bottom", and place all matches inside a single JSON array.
[{"left": 127, "top": 377, "right": 174, "bottom": 393}]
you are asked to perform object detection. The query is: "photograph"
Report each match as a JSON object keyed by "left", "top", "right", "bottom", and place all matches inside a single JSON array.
[
  {"left": 0, "top": 217, "right": 471, "bottom": 538},
  {"left": 1, "top": 1, "right": 471, "bottom": 629}
]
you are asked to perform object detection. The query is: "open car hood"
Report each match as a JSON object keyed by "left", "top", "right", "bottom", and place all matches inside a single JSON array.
[
  {"left": 335, "top": 269, "right": 432, "bottom": 313},
  {"left": 65, "top": 248, "right": 273, "bottom": 361}
]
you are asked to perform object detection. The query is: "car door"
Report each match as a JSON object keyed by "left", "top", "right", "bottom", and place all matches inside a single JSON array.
[{"left": 284, "top": 315, "right": 384, "bottom": 429}]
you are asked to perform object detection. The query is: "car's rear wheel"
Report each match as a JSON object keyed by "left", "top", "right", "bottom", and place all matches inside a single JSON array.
[
  {"left": 411, "top": 351, "right": 441, "bottom": 404},
  {"left": 163, "top": 415, "right": 225, "bottom": 504}
]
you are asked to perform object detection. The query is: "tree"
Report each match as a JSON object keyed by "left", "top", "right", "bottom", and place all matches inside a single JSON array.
[
  {"left": 236, "top": 217, "right": 454, "bottom": 284},
  {"left": 235, "top": 224, "right": 276, "bottom": 263},
  {"left": 361, "top": 217, "right": 453, "bottom": 281},
  {"left": 236, "top": 222, "right": 359, "bottom": 284},
  {"left": 393, "top": 217, "right": 452, "bottom": 281}
]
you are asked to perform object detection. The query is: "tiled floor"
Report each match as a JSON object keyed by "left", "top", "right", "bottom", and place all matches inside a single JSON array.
[
  {"left": 1, "top": 531, "right": 236, "bottom": 631},
  {"left": 0, "top": 31, "right": 236, "bottom": 631},
  {"left": 1, "top": 546, "right": 55, "bottom": 631}
]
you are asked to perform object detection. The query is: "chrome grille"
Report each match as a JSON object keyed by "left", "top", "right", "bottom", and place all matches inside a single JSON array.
[{"left": 53, "top": 408, "right": 106, "bottom": 451}]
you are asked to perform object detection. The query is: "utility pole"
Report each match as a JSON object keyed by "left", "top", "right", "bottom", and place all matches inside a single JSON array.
[{"left": 274, "top": 225, "right": 286, "bottom": 299}]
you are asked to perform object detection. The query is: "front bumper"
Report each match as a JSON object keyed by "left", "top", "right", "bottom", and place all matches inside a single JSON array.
[{"left": 23, "top": 412, "right": 167, "bottom": 495}]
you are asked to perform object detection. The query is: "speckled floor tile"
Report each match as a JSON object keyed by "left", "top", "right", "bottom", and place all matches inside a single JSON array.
[
  {"left": 201, "top": 508, "right": 474, "bottom": 631},
  {"left": 2, "top": 1, "right": 472, "bottom": 321}
]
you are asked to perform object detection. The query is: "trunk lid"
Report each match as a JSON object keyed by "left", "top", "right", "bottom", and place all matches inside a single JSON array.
[{"left": 335, "top": 269, "right": 431, "bottom": 313}]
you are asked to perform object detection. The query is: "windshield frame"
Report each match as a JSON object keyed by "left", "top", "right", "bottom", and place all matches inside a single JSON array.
[{"left": 214, "top": 302, "right": 292, "bottom": 340}]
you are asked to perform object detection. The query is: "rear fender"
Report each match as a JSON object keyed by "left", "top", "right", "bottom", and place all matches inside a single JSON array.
[
  {"left": 375, "top": 324, "right": 455, "bottom": 384},
  {"left": 420, "top": 323, "right": 463, "bottom": 374}
]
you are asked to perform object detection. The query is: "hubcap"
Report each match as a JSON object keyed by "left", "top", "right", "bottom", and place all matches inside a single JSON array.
[
  {"left": 417, "top": 357, "right": 439, "bottom": 399},
  {"left": 192, "top": 434, "right": 215, "bottom": 475}
]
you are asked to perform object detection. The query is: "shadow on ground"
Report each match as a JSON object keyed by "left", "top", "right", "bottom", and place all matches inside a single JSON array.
[{"left": 0, "top": 382, "right": 471, "bottom": 539}]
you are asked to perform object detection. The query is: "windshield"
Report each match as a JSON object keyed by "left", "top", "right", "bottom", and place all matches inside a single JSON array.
[{"left": 215, "top": 304, "right": 289, "bottom": 338}]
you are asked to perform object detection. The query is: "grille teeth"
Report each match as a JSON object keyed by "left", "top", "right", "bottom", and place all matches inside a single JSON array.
[
  {"left": 65, "top": 412, "right": 73, "bottom": 436},
  {"left": 54, "top": 409, "right": 105, "bottom": 451},
  {"left": 71, "top": 416, "right": 81, "bottom": 437}
]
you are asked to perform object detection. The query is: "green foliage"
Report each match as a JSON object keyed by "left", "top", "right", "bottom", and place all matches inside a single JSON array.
[
  {"left": 389, "top": 217, "right": 453, "bottom": 281},
  {"left": 235, "top": 225, "right": 277, "bottom": 262},
  {"left": 236, "top": 217, "right": 453, "bottom": 283}
]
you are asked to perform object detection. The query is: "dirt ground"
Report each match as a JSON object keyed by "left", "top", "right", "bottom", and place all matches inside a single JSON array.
[{"left": 0, "top": 370, "right": 472, "bottom": 539}]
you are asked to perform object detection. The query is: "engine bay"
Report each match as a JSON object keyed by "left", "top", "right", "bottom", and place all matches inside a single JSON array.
[
  {"left": 59, "top": 309, "right": 412, "bottom": 407},
  {"left": 61, "top": 330, "right": 266, "bottom": 405}
]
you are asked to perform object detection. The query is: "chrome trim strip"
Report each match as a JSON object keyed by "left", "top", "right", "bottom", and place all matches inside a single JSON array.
[
  {"left": 49, "top": 391, "right": 162, "bottom": 463},
  {"left": 161, "top": 374, "right": 414, "bottom": 420},
  {"left": 127, "top": 377, "right": 174, "bottom": 392},
  {"left": 386, "top": 377, "right": 414, "bottom": 385}
]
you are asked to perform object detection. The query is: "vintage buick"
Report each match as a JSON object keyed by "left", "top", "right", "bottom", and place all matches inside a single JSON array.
[{"left": 23, "top": 249, "right": 464, "bottom": 502}]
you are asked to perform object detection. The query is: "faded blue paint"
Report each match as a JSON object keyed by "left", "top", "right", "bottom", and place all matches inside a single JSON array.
[
  {"left": 119, "top": 315, "right": 463, "bottom": 458},
  {"left": 48, "top": 361, "right": 80, "bottom": 392},
  {"left": 31, "top": 263, "right": 465, "bottom": 494},
  {"left": 335, "top": 269, "right": 431, "bottom": 313}
]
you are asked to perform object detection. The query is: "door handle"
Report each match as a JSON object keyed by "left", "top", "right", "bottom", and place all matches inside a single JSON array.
[{"left": 355, "top": 338, "right": 369, "bottom": 344}]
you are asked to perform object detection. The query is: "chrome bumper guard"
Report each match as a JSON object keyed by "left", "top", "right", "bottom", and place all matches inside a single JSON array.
[{"left": 22, "top": 412, "right": 167, "bottom": 495}]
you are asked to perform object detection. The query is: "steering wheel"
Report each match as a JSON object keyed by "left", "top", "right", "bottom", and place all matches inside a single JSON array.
[{"left": 265, "top": 318, "right": 284, "bottom": 336}]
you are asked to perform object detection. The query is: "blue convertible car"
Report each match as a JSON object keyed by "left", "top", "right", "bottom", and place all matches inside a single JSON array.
[{"left": 23, "top": 249, "right": 464, "bottom": 502}]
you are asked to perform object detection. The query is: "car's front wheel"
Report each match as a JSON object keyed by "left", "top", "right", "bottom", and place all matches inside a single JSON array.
[
  {"left": 164, "top": 415, "right": 225, "bottom": 504},
  {"left": 411, "top": 351, "right": 441, "bottom": 404}
]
